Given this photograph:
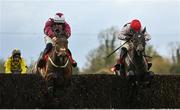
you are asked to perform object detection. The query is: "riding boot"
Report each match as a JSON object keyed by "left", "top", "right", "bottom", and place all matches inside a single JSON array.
[
  {"left": 37, "top": 43, "right": 53, "bottom": 68},
  {"left": 111, "top": 47, "right": 127, "bottom": 72},
  {"left": 66, "top": 49, "right": 77, "bottom": 67},
  {"left": 119, "top": 47, "right": 128, "bottom": 77},
  {"left": 148, "top": 62, "right": 152, "bottom": 70},
  {"left": 120, "top": 64, "right": 126, "bottom": 77}
]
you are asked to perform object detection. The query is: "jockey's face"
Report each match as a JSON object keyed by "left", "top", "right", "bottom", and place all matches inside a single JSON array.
[
  {"left": 55, "top": 22, "right": 64, "bottom": 25},
  {"left": 13, "top": 54, "right": 20, "bottom": 62},
  {"left": 54, "top": 23, "right": 65, "bottom": 34},
  {"left": 130, "top": 28, "right": 136, "bottom": 35}
]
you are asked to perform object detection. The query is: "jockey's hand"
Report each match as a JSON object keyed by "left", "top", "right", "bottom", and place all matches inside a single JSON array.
[
  {"left": 65, "top": 32, "right": 70, "bottom": 37},
  {"left": 52, "top": 37, "right": 57, "bottom": 43},
  {"left": 129, "top": 29, "right": 135, "bottom": 35},
  {"left": 125, "top": 36, "right": 131, "bottom": 40}
]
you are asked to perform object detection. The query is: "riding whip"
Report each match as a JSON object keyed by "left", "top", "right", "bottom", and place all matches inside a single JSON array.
[{"left": 106, "top": 39, "right": 130, "bottom": 58}]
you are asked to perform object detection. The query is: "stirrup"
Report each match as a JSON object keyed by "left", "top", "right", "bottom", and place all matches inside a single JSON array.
[
  {"left": 72, "top": 61, "right": 77, "bottom": 67},
  {"left": 119, "top": 64, "right": 126, "bottom": 77}
]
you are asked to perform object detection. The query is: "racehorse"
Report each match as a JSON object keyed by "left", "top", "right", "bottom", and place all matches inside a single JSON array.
[
  {"left": 124, "top": 28, "right": 154, "bottom": 86},
  {"left": 34, "top": 33, "right": 72, "bottom": 96}
]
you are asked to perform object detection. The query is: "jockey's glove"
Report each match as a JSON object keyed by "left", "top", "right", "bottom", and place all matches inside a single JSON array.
[
  {"left": 65, "top": 32, "right": 70, "bottom": 37},
  {"left": 114, "top": 64, "right": 120, "bottom": 70},
  {"left": 52, "top": 37, "right": 57, "bottom": 43}
]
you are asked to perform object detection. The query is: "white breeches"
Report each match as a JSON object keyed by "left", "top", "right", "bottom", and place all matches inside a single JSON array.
[{"left": 44, "top": 36, "right": 53, "bottom": 44}]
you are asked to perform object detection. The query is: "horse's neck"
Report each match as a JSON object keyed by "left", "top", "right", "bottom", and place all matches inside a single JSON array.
[{"left": 128, "top": 49, "right": 146, "bottom": 70}]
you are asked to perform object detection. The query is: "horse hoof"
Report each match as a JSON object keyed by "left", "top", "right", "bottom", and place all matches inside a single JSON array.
[
  {"left": 127, "top": 70, "right": 135, "bottom": 80},
  {"left": 147, "top": 71, "right": 154, "bottom": 80},
  {"left": 115, "top": 71, "right": 120, "bottom": 76},
  {"left": 47, "top": 86, "right": 54, "bottom": 97},
  {"left": 127, "top": 70, "right": 135, "bottom": 76},
  {"left": 53, "top": 97, "right": 60, "bottom": 103}
]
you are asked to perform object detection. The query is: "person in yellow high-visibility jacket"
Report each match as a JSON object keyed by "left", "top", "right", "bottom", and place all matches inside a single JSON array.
[{"left": 4, "top": 49, "right": 27, "bottom": 74}]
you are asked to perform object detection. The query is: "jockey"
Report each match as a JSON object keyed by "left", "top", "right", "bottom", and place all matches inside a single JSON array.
[
  {"left": 4, "top": 49, "right": 27, "bottom": 74},
  {"left": 37, "top": 12, "right": 77, "bottom": 68},
  {"left": 111, "top": 19, "right": 152, "bottom": 75}
]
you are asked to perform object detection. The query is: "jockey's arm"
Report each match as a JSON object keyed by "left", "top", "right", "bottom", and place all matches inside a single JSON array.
[
  {"left": 64, "top": 21, "right": 71, "bottom": 39},
  {"left": 118, "top": 24, "right": 131, "bottom": 41},
  {"left": 118, "top": 31, "right": 131, "bottom": 41},
  {"left": 44, "top": 19, "right": 55, "bottom": 39},
  {"left": 118, "top": 33, "right": 127, "bottom": 40},
  {"left": 21, "top": 58, "right": 27, "bottom": 74},
  {"left": 4, "top": 58, "right": 12, "bottom": 74}
]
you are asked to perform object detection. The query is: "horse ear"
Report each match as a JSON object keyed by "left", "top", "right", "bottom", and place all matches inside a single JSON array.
[{"left": 142, "top": 27, "right": 146, "bottom": 34}]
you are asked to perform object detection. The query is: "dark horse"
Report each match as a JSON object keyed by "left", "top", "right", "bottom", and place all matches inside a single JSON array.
[
  {"left": 124, "top": 28, "right": 154, "bottom": 86},
  {"left": 33, "top": 34, "right": 72, "bottom": 96}
]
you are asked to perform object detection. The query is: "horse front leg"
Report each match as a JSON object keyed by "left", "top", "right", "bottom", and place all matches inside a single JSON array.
[
  {"left": 63, "top": 65, "right": 72, "bottom": 87},
  {"left": 45, "top": 65, "right": 58, "bottom": 98},
  {"left": 143, "top": 71, "right": 154, "bottom": 87}
]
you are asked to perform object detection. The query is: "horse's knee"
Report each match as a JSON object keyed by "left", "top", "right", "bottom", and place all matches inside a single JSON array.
[
  {"left": 46, "top": 73, "right": 57, "bottom": 80},
  {"left": 147, "top": 71, "right": 154, "bottom": 80},
  {"left": 127, "top": 71, "right": 136, "bottom": 82},
  {"left": 127, "top": 70, "right": 135, "bottom": 76}
]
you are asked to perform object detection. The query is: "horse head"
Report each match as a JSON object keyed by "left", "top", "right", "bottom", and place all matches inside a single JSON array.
[
  {"left": 51, "top": 35, "right": 69, "bottom": 67},
  {"left": 131, "top": 27, "right": 146, "bottom": 56}
]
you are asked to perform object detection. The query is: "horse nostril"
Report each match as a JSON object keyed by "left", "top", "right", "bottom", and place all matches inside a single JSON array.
[
  {"left": 137, "top": 44, "right": 144, "bottom": 51},
  {"left": 60, "top": 52, "right": 66, "bottom": 56},
  {"left": 60, "top": 48, "right": 66, "bottom": 51}
]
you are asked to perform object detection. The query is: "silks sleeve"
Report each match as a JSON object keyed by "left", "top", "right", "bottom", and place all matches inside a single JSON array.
[{"left": 4, "top": 58, "right": 12, "bottom": 74}]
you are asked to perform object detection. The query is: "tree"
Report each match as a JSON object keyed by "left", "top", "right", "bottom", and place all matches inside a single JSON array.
[
  {"left": 144, "top": 44, "right": 173, "bottom": 74},
  {"left": 170, "top": 44, "right": 180, "bottom": 74},
  {"left": 167, "top": 42, "right": 180, "bottom": 74},
  {"left": 0, "top": 59, "right": 5, "bottom": 73},
  {"left": 73, "top": 67, "right": 80, "bottom": 75},
  {"left": 168, "top": 42, "right": 180, "bottom": 64},
  {"left": 98, "top": 26, "right": 119, "bottom": 67},
  {"left": 27, "top": 59, "right": 36, "bottom": 73},
  {"left": 82, "top": 26, "right": 119, "bottom": 74},
  {"left": 145, "top": 45, "right": 160, "bottom": 58},
  {"left": 151, "top": 57, "right": 172, "bottom": 74}
]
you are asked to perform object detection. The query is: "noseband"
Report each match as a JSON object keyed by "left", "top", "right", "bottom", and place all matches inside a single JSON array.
[
  {"left": 48, "top": 39, "right": 69, "bottom": 68},
  {"left": 48, "top": 56, "right": 69, "bottom": 68}
]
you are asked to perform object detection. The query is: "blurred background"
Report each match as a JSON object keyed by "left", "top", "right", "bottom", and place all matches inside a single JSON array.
[{"left": 0, "top": 0, "right": 180, "bottom": 74}]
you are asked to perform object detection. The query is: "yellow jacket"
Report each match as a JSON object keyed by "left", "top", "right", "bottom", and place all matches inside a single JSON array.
[{"left": 4, "top": 56, "right": 27, "bottom": 74}]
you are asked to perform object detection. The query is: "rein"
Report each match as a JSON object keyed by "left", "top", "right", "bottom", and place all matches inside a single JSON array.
[
  {"left": 48, "top": 56, "right": 69, "bottom": 68},
  {"left": 48, "top": 43, "right": 69, "bottom": 68}
]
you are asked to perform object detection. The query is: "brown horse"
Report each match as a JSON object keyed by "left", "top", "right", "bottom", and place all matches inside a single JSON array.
[{"left": 34, "top": 35, "right": 72, "bottom": 96}]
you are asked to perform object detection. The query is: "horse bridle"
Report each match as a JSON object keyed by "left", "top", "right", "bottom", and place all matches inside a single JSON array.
[
  {"left": 126, "top": 33, "right": 146, "bottom": 69},
  {"left": 48, "top": 43, "right": 69, "bottom": 68},
  {"left": 48, "top": 56, "right": 69, "bottom": 68}
]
